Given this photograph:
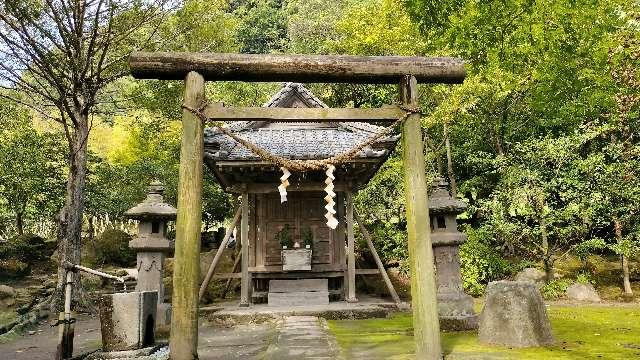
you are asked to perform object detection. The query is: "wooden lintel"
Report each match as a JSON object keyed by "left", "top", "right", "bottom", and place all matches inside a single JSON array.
[
  {"left": 226, "top": 182, "right": 350, "bottom": 194},
  {"left": 130, "top": 52, "right": 466, "bottom": 84},
  {"left": 203, "top": 103, "right": 406, "bottom": 122}
]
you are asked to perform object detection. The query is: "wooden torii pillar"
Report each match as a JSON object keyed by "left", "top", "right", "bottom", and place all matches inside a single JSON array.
[{"left": 129, "top": 52, "right": 465, "bottom": 360}]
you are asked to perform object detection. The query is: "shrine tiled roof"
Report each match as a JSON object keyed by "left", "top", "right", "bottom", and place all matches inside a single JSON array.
[{"left": 204, "top": 83, "right": 398, "bottom": 162}]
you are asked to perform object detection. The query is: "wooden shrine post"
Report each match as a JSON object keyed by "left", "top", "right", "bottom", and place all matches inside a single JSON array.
[
  {"left": 239, "top": 192, "right": 251, "bottom": 306},
  {"left": 345, "top": 191, "right": 357, "bottom": 302},
  {"left": 170, "top": 71, "right": 205, "bottom": 360},
  {"left": 400, "top": 75, "right": 441, "bottom": 359}
]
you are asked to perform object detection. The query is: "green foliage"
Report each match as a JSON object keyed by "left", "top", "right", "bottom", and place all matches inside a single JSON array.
[
  {"left": 541, "top": 279, "right": 572, "bottom": 300},
  {"left": 94, "top": 229, "right": 136, "bottom": 267},
  {"left": 0, "top": 98, "right": 65, "bottom": 237},
  {"left": 302, "top": 226, "right": 313, "bottom": 249},
  {"left": 0, "top": 233, "right": 48, "bottom": 263},
  {"left": 576, "top": 272, "right": 593, "bottom": 285},
  {"left": 234, "top": 0, "right": 288, "bottom": 54},
  {"left": 0, "top": 259, "right": 30, "bottom": 278},
  {"left": 275, "top": 224, "right": 293, "bottom": 248},
  {"left": 459, "top": 226, "right": 512, "bottom": 296}
]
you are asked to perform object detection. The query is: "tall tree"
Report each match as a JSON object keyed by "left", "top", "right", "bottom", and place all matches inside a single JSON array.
[{"left": 0, "top": 0, "right": 168, "bottom": 309}]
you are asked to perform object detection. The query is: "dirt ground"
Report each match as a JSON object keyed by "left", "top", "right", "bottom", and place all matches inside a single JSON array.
[{"left": 0, "top": 314, "right": 101, "bottom": 360}]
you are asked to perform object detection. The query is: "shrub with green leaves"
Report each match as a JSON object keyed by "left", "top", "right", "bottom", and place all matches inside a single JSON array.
[
  {"left": 459, "top": 225, "right": 512, "bottom": 296},
  {"left": 0, "top": 233, "right": 48, "bottom": 263},
  {"left": 94, "top": 229, "right": 135, "bottom": 267},
  {"left": 541, "top": 279, "right": 572, "bottom": 300}
]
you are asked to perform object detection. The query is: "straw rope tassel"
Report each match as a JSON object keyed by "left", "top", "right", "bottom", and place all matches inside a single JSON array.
[
  {"left": 324, "top": 165, "right": 338, "bottom": 229},
  {"left": 278, "top": 167, "right": 291, "bottom": 203}
]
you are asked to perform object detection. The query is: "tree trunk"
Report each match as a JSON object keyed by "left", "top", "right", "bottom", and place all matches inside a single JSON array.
[
  {"left": 52, "top": 112, "right": 90, "bottom": 313},
  {"left": 614, "top": 219, "right": 633, "bottom": 296},
  {"left": 16, "top": 211, "right": 24, "bottom": 236},
  {"left": 443, "top": 122, "right": 457, "bottom": 198},
  {"left": 540, "top": 215, "right": 554, "bottom": 283}
]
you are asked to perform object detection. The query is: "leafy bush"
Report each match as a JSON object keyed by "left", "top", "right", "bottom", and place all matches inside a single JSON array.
[
  {"left": 459, "top": 225, "right": 512, "bottom": 296},
  {"left": 94, "top": 229, "right": 135, "bottom": 266},
  {"left": 275, "top": 224, "right": 293, "bottom": 248},
  {"left": 575, "top": 272, "right": 593, "bottom": 285},
  {"left": 0, "top": 259, "right": 30, "bottom": 278},
  {"left": 541, "top": 279, "right": 572, "bottom": 300},
  {"left": 0, "top": 233, "right": 48, "bottom": 263}
]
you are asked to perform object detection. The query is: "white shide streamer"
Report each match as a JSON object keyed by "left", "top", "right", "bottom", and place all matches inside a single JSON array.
[
  {"left": 324, "top": 165, "right": 338, "bottom": 229},
  {"left": 278, "top": 167, "right": 291, "bottom": 203}
]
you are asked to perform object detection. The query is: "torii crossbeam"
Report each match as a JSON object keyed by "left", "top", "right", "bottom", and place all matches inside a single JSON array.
[{"left": 129, "top": 52, "right": 465, "bottom": 360}]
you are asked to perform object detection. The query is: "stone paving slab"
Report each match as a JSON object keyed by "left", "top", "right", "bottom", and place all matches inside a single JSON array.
[{"left": 263, "top": 316, "right": 340, "bottom": 360}]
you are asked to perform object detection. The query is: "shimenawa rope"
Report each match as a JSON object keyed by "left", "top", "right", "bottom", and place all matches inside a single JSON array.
[{"left": 183, "top": 102, "right": 420, "bottom": 228}]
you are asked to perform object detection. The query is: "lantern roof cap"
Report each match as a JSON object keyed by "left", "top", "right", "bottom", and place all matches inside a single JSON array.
[
  {"left": 124, "top": 181, "right": 177, "bottom": 220},
  {"left": 428, "top": 177, "right": 467, "bottom": 214}
]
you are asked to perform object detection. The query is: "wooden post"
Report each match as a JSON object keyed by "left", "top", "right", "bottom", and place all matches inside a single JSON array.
[
  {"left": 353, "top": 212, "right": 402, "bottom": 307},
  {"left": 345, "top": 191, "right": 357, "bottom": 302},
  {"left": 170, "top": 71, "right": 205, "bottom": 360},
  {"left": 400, "top": 75, "right": 442, "bottom": 359},
  {"left": 56, "top": 270, "right": 74, "bottom": 360},
  {"left": 199, "top": 206, "right": 242, "bottom": 301},
  {"left": 239, "top": 192, "right": 250, "bottom": 306}
]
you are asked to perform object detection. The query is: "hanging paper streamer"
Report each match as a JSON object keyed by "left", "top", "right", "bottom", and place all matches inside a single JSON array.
[
  {"left": 324, "top": 165, "right": 338, "bottom": 229},
  {"left": 278, "top": 167, "right": 291, "bottom": 203}
]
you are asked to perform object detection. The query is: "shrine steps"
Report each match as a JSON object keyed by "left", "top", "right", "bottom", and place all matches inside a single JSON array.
[{"left": 267, "top": 279, "right": 329, "bottom": 307}]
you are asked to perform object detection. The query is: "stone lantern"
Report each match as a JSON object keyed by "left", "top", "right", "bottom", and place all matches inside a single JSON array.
[
  {"left": 124, "top": 181, "right": 176, "bottom": 326},
  {"left": 429, "top": 177, "right": 478, "bottom": 330}
]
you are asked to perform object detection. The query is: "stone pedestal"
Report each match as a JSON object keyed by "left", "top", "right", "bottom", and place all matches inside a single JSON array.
[
  {"left": 479, "top": 281, "right": 554, "bottom": 347},
  {"left": 98, "top": 291, "right": 158, "bottom": 352},
  {"left": 428, "top": 177, "right": 478, "bottom": 330},
  {"left": 433, "top": 243, "right": 478, "bottom": 330},
  {"left": 124, "top": 181, "right": 176, "bottom": 327}
]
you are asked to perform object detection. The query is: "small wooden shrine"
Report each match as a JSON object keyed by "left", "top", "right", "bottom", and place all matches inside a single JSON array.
[{"left": 203, "top": 83, "right": 399, "bottom": 304}]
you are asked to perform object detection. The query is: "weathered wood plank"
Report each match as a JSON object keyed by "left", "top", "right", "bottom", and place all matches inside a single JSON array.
[
  {"left": 345, "top": 191, "right": 357, "bottom": 303},
  {"left": 355, "top": 269, "right": 380, "bottom": 275},
  {"left": 170, "top": 71, "right": 205, "bottom": 360},
  {"left": 130, "top": 52, "right": 465, "bottom": 84},
  {"left": 203, "top": 103, "right": 406, "bottom": 122},
  {"left": 198, "top": 206, "right": 242, "bottom": 301},
  {"left": 225, "top": 182, "right": 350, "bottom": 194},
  {"left": 400, "top": 75, "right": 441, "bottom": 359},
  {"left": 239, "top": 192, "right": 250, "bottom": 307},
  {"left": 354, "top": 212, "right": 402, "bottom": 306}
]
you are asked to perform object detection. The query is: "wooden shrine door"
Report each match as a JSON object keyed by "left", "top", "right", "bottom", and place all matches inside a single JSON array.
[{"left": 259, "top": 192, "right": 337, "bottom": 268}]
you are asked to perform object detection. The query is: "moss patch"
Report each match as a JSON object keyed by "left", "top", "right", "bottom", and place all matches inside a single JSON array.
[{"left": 327, "top": 305, "right": 640, "bottom": 359}]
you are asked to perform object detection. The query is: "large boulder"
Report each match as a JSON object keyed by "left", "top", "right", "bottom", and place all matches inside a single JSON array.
[
  {"left": 479, "top": 281, "right": 554, "bottom": 348},
  {"left": 515, "top": 268, "right": 546, "bottom": 287},
  {"left": 0, "top": 285, "right": 16, "bottom": 307},
  {"left": 566, "top": 283, "right": 600, "bottom": 302}
]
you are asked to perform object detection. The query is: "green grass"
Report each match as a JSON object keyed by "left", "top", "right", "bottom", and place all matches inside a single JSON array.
[{"left": 327, "top": 305, "right": 640, "bottom": 359}]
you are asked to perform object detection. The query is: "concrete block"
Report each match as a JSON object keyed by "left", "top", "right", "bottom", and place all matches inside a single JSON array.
[
  {"left": 268, "top": 291, "right": 330, "bottom": 306},
  {"left": 98, "top": 291, "right": 158, "bottom": 352},
  {"left": 282, "top": 249, "right": 312, "bottom": 271},
  {"left": 269, "top": 279, "right": 328, "bottom": 293}
]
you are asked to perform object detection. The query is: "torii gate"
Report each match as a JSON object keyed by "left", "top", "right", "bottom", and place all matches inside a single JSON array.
[{"left": 129, "top": 52, "right": 465, "bottom": 360}]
